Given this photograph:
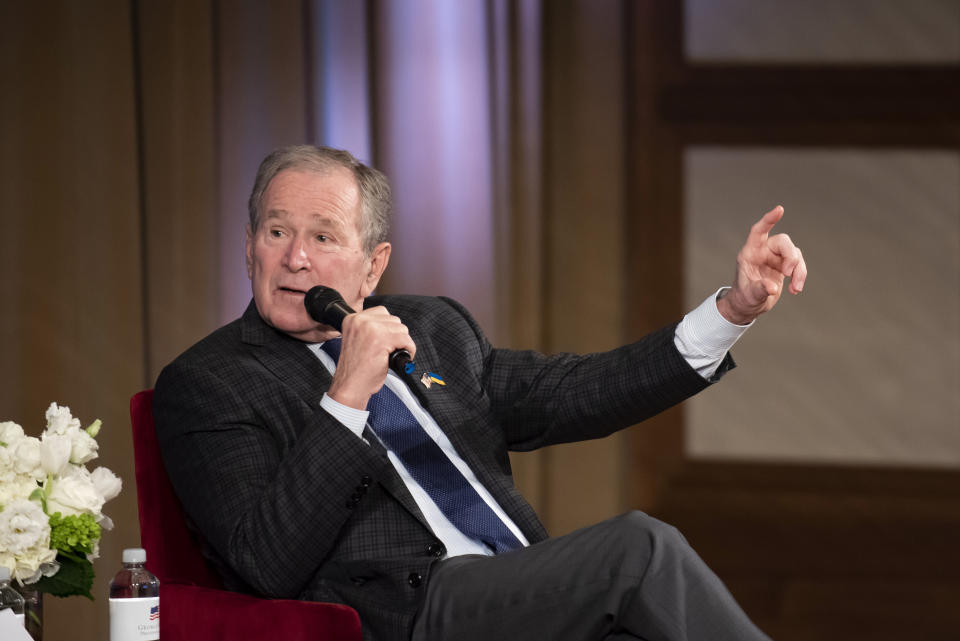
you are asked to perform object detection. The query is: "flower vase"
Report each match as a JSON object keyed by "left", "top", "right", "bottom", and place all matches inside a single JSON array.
[{"left": 16, "top": 585, "right": 43, "bottom": 641}]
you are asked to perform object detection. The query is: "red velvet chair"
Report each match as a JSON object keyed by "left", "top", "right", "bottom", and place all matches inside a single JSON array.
[{"left": 130, "top": 389, "right": 363, "bottom": 640}]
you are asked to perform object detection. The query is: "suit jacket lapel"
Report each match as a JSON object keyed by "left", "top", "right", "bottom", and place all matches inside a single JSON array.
[
  {"left": 428, "top": 387, "right": 546, "bottom": 540},
  {"left": 402, "top": 330, "right": 547, "bottom": 542},
  {"left": 238, "top": 302, "right": 432, "bottom": 531},
  {"left": 240, "top": 302, "right": 330, "bottom": 408}
]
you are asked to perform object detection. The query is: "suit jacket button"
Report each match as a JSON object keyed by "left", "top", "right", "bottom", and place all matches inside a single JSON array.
[
  {"left": 407, "top": 572, "right": 423, "bottom": 588},
  {"left": 426, "top": 543, "right": 445, "bottom": 558},
  {"left": 360, "top": 475, "right": 372, "bottom": 487}
]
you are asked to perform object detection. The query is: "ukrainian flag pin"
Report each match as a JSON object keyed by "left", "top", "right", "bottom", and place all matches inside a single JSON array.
[{"left": 420, "top": 371, "right": 446, "bottom": 389}]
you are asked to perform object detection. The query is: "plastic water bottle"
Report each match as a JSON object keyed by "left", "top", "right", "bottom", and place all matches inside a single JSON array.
[
  {"left": 0, "top": 566, "right": 25, "bottom": 627},
  {"left": 109, "top": 548, "right": 160, "bottom": 641}
]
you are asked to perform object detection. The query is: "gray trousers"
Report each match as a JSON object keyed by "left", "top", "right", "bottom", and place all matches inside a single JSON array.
[{"left": 411, "top": 512, "right": 772, "bottom": 641}]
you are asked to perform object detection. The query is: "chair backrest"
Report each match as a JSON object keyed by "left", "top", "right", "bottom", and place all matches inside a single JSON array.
[{"left": 130, "top": 389, "right": 222, "bottom": 588}]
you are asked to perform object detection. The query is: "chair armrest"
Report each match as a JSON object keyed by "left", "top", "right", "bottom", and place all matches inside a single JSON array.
[{"left": 159, "top": 583, "right": 362, "bottom": 641}]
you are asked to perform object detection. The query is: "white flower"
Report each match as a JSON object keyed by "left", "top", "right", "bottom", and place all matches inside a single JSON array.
[
  {"left": 0, "top": 499, "right": 49, "bottom": 555},
  {"left": 46, "top": 469, "right": 105, "bottom": 518},
  {"left": 0, "top": 447, "right": 15, "bottom": 484},
  {"left": 44, "top": 403, "right": 80, "bottom": 435},
  {"left": 13, "top": 547, "right": 58, "bottom": 585},
  {"left": 0, "top": 537, "right": 55, "bottom": 585},
  {"left": 0, "top": 474, "right": 39, "bottom": 506},
  {"left": 40, "top": 433, "right": 72, "bottom": 477},
  {"left": 0, "top": 403, "right": 118, "bottom": 595},
  {"left": 11, "top": 436, "right": 43, "bottom": 480},
  {"left": 0, "top": 421, "right": 24, "bottom": 446},
  {"left": 90, "top": 466, "right": 122, "bottom": 502},
  {"left": 68, "top": 429, "right": 98, "bottom": 465}
]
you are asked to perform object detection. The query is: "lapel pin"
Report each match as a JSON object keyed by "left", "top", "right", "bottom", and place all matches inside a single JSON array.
[{"left": 420, "top": 372, "right": 446, "bottom": 389}]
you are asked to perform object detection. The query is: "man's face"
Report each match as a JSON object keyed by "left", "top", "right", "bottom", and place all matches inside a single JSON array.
[{"left": 246, "top": 168, "right": 390, "bottom": 342}]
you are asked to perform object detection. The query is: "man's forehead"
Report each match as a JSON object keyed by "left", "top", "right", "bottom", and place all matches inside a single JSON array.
[
  {"left": 262, "top": 168, "right": 361, "bottom": 222},
  {"left": 262, "top": 209, "right": 348, "bottom": 229},
  {"left": 273, "top": 166, "right": 356, "bottom": 192}
]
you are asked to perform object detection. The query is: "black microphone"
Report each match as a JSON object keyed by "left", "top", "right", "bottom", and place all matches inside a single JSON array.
[{"left": 304, "top": 285, "right": 414, "bottom": 376}]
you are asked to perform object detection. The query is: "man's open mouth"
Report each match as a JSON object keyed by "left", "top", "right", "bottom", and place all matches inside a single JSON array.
[{"left": 278, "top": 287, "right": 307, "bottom": 295}]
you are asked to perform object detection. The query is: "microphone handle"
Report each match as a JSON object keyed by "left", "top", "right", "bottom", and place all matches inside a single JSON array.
[
  {"left": 389, "top": 349, "right": 414, "bottom": 376},
  {"left": 320, "top": 297, "right": 414, "bottom": 377}
]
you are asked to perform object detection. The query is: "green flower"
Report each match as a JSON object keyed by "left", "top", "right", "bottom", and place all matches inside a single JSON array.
[{"left": 48, "top": 512, "right": 101, "bottom": 556}]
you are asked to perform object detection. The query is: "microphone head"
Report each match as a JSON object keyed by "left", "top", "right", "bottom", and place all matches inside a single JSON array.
[{"left": 304, "top": 286, "right": 354, "bottom": 330}]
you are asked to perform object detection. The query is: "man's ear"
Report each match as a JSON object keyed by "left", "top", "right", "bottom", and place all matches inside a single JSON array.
[
  {"left": 361, "top": 242, "right": 392, "bottom": 297},
  {"left": 245, "top": 225, "right": 255, "bottom": 279}
]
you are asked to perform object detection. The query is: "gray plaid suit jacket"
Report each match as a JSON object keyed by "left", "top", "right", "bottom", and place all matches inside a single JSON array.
[{"left": 153, "top": 294, "right": 728, "bottom": 641}]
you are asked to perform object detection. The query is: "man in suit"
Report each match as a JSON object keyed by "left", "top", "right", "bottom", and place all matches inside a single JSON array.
[{"left": 154, "top": 145, "right": 806, "bottom": 641}]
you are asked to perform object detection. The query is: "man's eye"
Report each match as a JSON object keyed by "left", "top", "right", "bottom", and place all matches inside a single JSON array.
[
  {"left": 317, "top": 234, "right": 328, "bottom": 242},
  {"left": 269, "top": 229, "right": 283, "bottom": 238}
]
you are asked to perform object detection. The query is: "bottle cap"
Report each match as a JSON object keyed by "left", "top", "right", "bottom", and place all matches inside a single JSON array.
[
  {"left": 0, "top": 566, "right": 9, "bottom": 581},
  {"left": 122, "top": 548, "right": 147, "bottom": 563}
]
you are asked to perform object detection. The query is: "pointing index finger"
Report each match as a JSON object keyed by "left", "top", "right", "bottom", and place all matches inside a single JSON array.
[{"left": 749, "top": 205, "right": 785, "bottom": 244}]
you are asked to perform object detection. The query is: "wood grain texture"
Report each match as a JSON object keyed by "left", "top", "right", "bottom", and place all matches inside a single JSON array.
[
  {"left": 655, "top": 462, "right": 960, "bottom": 640},
  {"left": 0, "top": 3, "right": 144, "bottom": 639}
]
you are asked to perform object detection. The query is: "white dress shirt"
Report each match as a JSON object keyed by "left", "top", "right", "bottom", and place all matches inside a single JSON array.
[{"left": 307, "top": 288, "right": 750, "bottom": 558}]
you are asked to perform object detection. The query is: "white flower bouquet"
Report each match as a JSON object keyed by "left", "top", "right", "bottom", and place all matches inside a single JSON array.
[{"left": 0, "top": 403, "right": 121, "bottom": 599}]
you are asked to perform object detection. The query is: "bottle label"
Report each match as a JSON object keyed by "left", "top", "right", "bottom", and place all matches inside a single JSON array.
[
  {"left": 0, "top": 608, "right": 24, "bottom": 627},
  {"left": 109, "top": 597, "right": 159, "bottom": 641}
]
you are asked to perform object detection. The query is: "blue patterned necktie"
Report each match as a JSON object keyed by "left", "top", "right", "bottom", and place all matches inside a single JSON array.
[{"left": 321, "top": 338, "right": 522, "bottom": 553}]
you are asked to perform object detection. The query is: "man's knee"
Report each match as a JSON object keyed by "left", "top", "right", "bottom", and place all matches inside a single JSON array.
[{"left": 612, "top": 511, "right": 689, "bottom": 554}]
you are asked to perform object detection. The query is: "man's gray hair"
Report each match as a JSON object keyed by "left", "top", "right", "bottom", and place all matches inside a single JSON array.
[{"left": 248, "top": 145, "right": 391, "bottom": 255}]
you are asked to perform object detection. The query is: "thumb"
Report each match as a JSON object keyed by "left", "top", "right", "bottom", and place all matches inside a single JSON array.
[{"left": 749, "top": 279, "right": 772, "bottom": 303}]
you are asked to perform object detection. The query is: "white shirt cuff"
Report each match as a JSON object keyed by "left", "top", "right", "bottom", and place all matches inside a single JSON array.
[
  {"left": 320, "top": 393, "right": 369, "bottom": 439},
  {"left": 674, "top": 287, "right": 752, "bottom": 380}
]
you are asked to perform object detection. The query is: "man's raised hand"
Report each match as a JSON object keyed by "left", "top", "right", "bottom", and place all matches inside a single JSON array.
[
  {"left": 327, "top": 306, "right": 416, "bottom": 410},
  {"left": 717, "top": 206, "right": 807, "bottom": 326}
]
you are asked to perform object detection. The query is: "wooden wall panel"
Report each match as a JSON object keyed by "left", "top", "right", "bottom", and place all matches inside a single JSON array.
[
  {"left": 0, "top": 3, "right": 145, "bottom": 640},
  {"left": 623, "top": 0, "right": 687, "bottom": 511},
  {"left": 494, "top": 0, "right": 548, "bottom": 513},
  {"left": 370, "top": 1, "right": 500, "bottom": 339},
  {"left": 137, "top": 0, "right": 220, "bottom": 383},
  {"left": 628, "top": 2, "right": 960, "bottom": 639},
  {"left": 216, "top": 0, "right": 309, "bottom": 325},
  {"left": 540, "top": 0, "right": 630, "bottom": 534},
  {"left": 655, "top": 463, "right": 960, "bottom": 640}
]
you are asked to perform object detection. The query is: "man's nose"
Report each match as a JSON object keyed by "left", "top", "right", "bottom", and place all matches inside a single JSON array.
[{"left": 283, "top": 237, "right": 311, "bottom": 270}]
